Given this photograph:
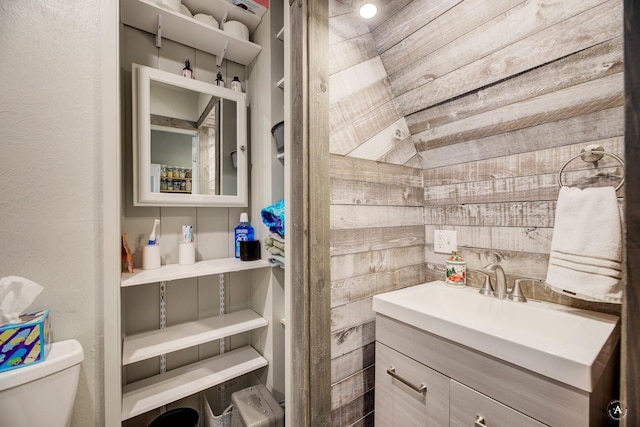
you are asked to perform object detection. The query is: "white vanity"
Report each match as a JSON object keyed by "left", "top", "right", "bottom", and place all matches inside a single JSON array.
[{"left": 373, "top": 281, "right": 620, "bottom": 426}]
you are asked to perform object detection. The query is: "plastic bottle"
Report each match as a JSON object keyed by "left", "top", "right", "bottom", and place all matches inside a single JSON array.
[
  {"left": 215, "top": 72, "right": 225, "bottom": 88},
  {"left": 234, "top": 213, "right": 254, "bottom": 258},
  {"left": 182, "top": 59, "right": 193, "bottom": 79},
  {"left": 231, "top": 76, "right": 242, "bottom": 92}
]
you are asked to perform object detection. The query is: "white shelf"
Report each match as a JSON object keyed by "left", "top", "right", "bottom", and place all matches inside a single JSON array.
[
  {"left": 122, "top": 309, "right": 268, "bottom": 364},
  {"left": 276, "top": 26, "right": 285, "bottom": 41},
  {"left": 277, "top": 77, "right": 285, "bottom": 89},
  {"left": 121, "top": 0, "right": 262, "bottom": 66},
  {"left": 121, "top": 345, "right": 267, "bottom": 420},
  {"left": 121, "top": 257, "right": 270, "bottom": 287},
  {"left": 182, "top": 0, "right": 261, "bottom": 32}
]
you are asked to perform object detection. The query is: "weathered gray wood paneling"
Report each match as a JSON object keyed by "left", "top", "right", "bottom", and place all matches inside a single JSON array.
[
  {"left": 328, "top": 6, "right": 425, "bottom": 412},
  {"left": 418, "top": 107, "right": 624, "bottom": 169},
  {"left": 373, "top": 0, "right": 464, "bottom": 56},
  {"left": 290, "top": 0, "right": 332, "bottom": 425},
  {"left": 414, "top": 73, "right": 623, "bottom": 150},
  {"left": 407, "top": 37, "right": 624, "bottom": 135},
  {"left": 396, "top": 0, "right": 622, "bottom": 116},
  {"left": 329, "top": 1, "right": 418, "bottom": 165},
  {"left": 388, "top": 0, "right": 610, "bottom": 94}
]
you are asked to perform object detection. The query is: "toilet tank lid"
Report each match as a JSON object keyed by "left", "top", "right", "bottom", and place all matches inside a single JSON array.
[{"left": 0, "top": 339, "right": 84, "bottom": 391}]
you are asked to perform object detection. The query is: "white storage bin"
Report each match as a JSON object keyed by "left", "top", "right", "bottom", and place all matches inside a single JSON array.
[
  {"left": 231, "top": 385, "right": 284, "bottom": 427},
  {"left": 202, "top": 393, "right": 233, "bottom": 427}
]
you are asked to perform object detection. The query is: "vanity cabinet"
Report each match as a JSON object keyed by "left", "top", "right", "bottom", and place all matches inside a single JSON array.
[
  {"left": 449, "top": 381, "right": 545, "bottom": 427},
  {"left": 375, "top": 314, "right": 619, "bottom": 427},
  {"left": 375, "top": 343, "right": 449, "bottom": 427}
]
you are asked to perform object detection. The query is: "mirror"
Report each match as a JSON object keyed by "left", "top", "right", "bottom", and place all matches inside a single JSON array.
[{"left": 133, "top": 64, "right": 247, "bottom": 207}]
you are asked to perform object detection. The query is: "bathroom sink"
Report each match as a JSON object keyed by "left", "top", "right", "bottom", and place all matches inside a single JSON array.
[{"left": 372, "top": 281, "right": 619, "bottom": 392}]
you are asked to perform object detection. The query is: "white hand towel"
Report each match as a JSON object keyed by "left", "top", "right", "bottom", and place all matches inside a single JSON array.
[{"left": 545, "top": 186, "right": 622, "bottom": 303}]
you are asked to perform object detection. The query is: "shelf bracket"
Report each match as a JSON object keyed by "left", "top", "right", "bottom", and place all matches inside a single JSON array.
[
  {"left": 159, "top": 280, "right": 167, "bottom": 374},
  {"left": 218, "top": 272, "right": 227, "bottom": 412},
  {"left": 155, "top": 14, "right": 163, "bottom": 48},
  {"left": 215, "top": 10, "right": 229, "bottom": 66},
  {"left": 216, "top": 40, "right": 229, "bottom": 67},
  {"left": 159, "top": 280, "right": 167, "bottom": 415},
  {"left": 219, "top": 273, "right": 226, "bottom": 354}
]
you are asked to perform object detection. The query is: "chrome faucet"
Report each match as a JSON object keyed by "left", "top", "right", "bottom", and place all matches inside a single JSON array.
[{"left": 483, "top": 263, "right": 507, "bottom": 299}]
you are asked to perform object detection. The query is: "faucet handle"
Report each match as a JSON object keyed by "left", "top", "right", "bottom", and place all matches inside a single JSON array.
[
  {"left": 476, "top": 271, "right": 494, "bottom": 296},
  {"left": 507, "top": 279, "right": 527, "bottom": 302}
]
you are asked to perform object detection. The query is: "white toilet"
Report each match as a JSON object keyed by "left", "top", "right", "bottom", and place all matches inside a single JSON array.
[{"left": 0, "top": 339, "right": 84, "bottom": 427}]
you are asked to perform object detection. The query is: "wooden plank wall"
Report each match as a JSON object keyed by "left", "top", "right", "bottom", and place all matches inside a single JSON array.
[
  {"left": 328, "top": 2, "right": 425, "bottom": 424},
  {"left": 329, "top": 155, "right": 425, "bottom": 427},
  {"left": 328, "top": 0, "right": 420, "bottom": 167},
  {"left": 329, "top": 0, "right": 624, "bottom": 425},
  {"left": 391, "top": 0, "right": 625, "bottom": 313}
]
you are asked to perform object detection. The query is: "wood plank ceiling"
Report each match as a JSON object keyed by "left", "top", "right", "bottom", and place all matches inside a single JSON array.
[{"left": 331, "top": 0, "right": 623, "bottom": 171}]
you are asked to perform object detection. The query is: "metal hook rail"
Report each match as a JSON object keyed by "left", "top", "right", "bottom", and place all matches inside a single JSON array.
[{"left": 556, "top": 144, "right": 625, "bottom": 191}]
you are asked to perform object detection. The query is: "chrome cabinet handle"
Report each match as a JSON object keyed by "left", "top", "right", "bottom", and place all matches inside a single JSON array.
[
  {"left": 386, "top": 366, "right": 427, "bottom": 394},
  {"left": 474, "top": 414, "right": 486, "bottom": 427}
]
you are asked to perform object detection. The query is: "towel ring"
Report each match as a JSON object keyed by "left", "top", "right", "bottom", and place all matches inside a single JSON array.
[{"left": 556, "top": 144, "right": 625, "bottom": 191}]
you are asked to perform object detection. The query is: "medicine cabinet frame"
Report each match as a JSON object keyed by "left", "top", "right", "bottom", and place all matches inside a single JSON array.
[{"left": 132, "top": 63, "right": 248, "bottom": 207}]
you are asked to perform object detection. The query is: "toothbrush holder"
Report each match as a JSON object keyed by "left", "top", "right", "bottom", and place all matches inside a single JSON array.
[
  {"left": 142, "top": 244, "right": 161, "bottom": 270},
  {"left": 179, "top": 242, "right": 196, "bottom": 265}
]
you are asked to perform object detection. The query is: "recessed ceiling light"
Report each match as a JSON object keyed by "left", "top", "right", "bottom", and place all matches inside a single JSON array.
[{"left": 359, "top": 2, "right": 377, "bottom": 19}]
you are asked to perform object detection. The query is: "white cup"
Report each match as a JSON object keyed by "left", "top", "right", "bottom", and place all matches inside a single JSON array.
[
  {"left": 142, "top": 245, "right": 161, "bottom": 270},
  {"left": 179, "top": 242, "right": 195, "bottom": 265}
]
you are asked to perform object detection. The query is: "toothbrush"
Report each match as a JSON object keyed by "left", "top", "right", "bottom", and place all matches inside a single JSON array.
[
  {"left": 182, "top": 225, "right": 193, "bottom": 243},
  {"left": 148, "top": 219, "right": 160, "bottom": 245}
]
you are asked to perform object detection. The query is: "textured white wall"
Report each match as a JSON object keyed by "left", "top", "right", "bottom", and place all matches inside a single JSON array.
[{"left": 0, "top": 1, "right": 118, "bottom": 426}]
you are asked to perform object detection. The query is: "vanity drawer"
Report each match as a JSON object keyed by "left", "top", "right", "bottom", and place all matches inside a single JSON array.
[
  {"left": 450, "top": 380, "right": 547, "bottom": 427},
  {"left": 375, "top": 342, "right": 449, "bottom": 427}
]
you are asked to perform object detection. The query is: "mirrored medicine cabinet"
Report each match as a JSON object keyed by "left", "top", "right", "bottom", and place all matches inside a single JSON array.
[{"left": 133, "top": 64, "right": 248, "bottom": 207}]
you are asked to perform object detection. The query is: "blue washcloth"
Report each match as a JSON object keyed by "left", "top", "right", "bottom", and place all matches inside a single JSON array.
[{"left": 261, "top": 200, "right": 285, "bottom": 236}]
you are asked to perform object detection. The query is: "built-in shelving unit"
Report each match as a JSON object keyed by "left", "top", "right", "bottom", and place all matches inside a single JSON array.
[
  {"left": 121, "top": 346, "right": 268, "bottom": 420},
  {"left": 121, "top": 0, "right": 262, "bottom": 66},
  {"left": 114, "top": 2, "right": 287, "bottom": 424},
  {"left": 119, "top": 258, "right": 271, "bottom": 421}
]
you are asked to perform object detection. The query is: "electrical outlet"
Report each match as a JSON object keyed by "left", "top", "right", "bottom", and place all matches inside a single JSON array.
[{"left": 434, "top": 230, "right": 457, "bottom": 253}]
